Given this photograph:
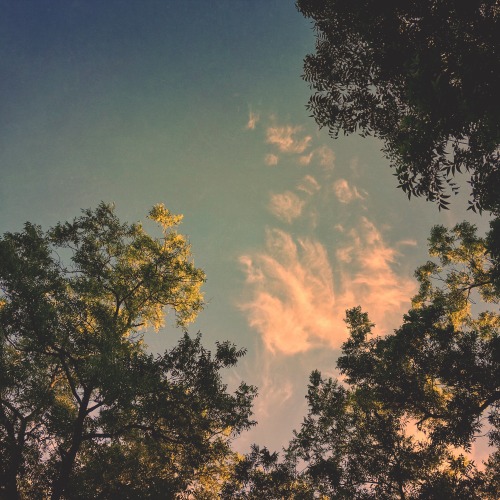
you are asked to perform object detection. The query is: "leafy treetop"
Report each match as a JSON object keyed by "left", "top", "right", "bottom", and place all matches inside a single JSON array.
[
  {"left": 224, "top": 221, "right": 499, "bottom": 498},
  {"left": 296, "top": 0, "right": 500, "bottom": 212},
  {"left": 0, "top": 203, "right": 256, "bottom": 499}
]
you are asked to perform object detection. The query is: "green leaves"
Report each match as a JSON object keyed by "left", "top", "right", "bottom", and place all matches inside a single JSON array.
[
  {"left": 297, "top": 0, "right": 500, "bottom": 213},
  {"left": 226, "top": 219, "right": 499, "bottom": 497},
  {"left": 0, "top": 204, "right": 254, "bottom": 499},
  {"left": 49, "top": 201, "right": 205, "bottom": 330},
  {"left": 413, "top": 221, "right": 497, "bottom": 322}
]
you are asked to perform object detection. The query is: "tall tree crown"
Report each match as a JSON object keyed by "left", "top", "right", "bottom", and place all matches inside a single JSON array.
[
  {"left": 0, "top": 204, "right": 255, "bottom": 499},
  {"left": 297, "top": 0, "right": 500, "bottom": 212}
]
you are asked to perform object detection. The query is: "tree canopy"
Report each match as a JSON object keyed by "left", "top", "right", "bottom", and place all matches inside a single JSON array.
[
  {"left": 0, "top": 203, "right": 256, "bottom": 499},
  {"left": 296, "top": 0, "right": 500, "bottom": 212},
  {"left": 226, "top": 221, "right": 500, "bottom": 498}
]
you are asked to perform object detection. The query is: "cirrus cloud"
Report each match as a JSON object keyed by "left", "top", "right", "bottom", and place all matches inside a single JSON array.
[
  {"left": 299, "top": 152, "right": 314, "bottom": 165},
  {"left": 265, "top": 153, "right": 279, "bottom": 166},
  {"left": 266, "top": 125, "right": 312, "bottom": 154},
  {"left": 239, "top": 218, "right": 416, "bottom": 355},
  {"left": 246, "top": 111, "right": 260, "bottom": 130},
  {"left": 316, "top": 145, "right": 335, "bottom": 169},
  {"left": 333, "top": 178, "right": 366, "bottom": 204},
  {"left": 268, "top": 191, "right": 305, "bottom": 223},
  {"left": 297, "top": 175, "right": 321, "bottom": 195},
  {"left": 239, "top": 228, "right": 337, "bottom": 354}
]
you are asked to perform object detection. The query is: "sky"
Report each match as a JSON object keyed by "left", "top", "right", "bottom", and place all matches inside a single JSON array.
[{"left": 0, "top": 0, "right": 491, "bottom": 458}]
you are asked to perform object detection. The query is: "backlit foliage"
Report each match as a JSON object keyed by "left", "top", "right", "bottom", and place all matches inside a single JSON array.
[
  {"left": 0, "top": 204, "right": 255, "bottom": 499},
  {"left": 226, "top": 222, "right": 499, "bottom": 498},
  {"left": 296, "top": 0, "right": 500, "bottom": 212}
]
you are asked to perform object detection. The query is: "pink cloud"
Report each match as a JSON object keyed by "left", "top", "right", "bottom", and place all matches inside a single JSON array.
[
  {"left": 265, "top": 153, "right": 279, "bottom": 166},
  {"left": 252, "top": 364, "right": 293, "bottom": 418},
  {"left": 239, "top": 219, "right": 416, "bottom": 355},
  {"left": 239, "top": 229, "right": 338, "bottom": 354},
  {"left": 332, "top": 178, "right": 366, "bottom": 204},
  {"left": 246, "top": 111, "right": 259, "bottom": 130},
  {"left": 397, "top": 239, "right": 418, "bottom": 247},
  {"left": 297, "top": 175, "right": 321, "bottom": 195},
  {"left": 268, "top": 191, "right": 305, "bottom": 223},
  {"left": 336, "top": 218, "right": 416, "bottom": 326},
  {"left": 299, "top": 152, "right": 314, "bottom": 165},
  {"left": 266, "top": 125, "right": 312, "bottom": 154},
  {"left": 315, "top": 145, "right": 335, "bottom": 169}
]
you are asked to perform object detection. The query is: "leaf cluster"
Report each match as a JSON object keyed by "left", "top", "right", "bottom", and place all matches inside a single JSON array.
[
  {"left": 296, "top": 0, "right": 500, "bottom": 212},
  {"left": 0, "top": 204, "right": 255, "bottom": 499},
  {"left": 225, "top": 222, "right": 499, "bottom": 498}
]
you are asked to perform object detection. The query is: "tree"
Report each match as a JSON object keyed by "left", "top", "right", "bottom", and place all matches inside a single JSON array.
[
  {"left": 227, "top": 365, "right": 484, "bottom": 499},
  {"left": 289, "top": 366, "right": 483, "bottom": 499},
  {"left": 225, "top": 222, "right": 499, "bottom": 498},
  {"left": 221, "top": 445, "right": 315, "bottom": 499},
  {"left": 294, "top": 222, "right": 499, "bottom": 498},
  {"left": 64, "top": 334, "right": 255, "bottom": 500},
  {"left": 296, "top": 0, "right": 500, "bottom": 212},
  {"left": 338, "top": 222, "right": 499, "bottom": 449},
  {"left": 0, "top": 203, "right": 256, "bottom": 499}
]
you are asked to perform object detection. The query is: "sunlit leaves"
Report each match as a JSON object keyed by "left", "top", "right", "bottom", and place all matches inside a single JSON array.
[
  {"left": 0, "top": 204, "right": 254, "bottom": 499},
  {"left": 49, "top": 202, "right": 205, "bottom": 330},
  {"left": 333, "top": 222, "right": 500, "bottom": 493},
  {"left": 413, "top": 222, "right": 498, "bottom": 324}
]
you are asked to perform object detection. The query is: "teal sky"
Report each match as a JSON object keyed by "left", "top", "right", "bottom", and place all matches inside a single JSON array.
[{"left": 0, "top": 1, "right": 490, "bottom": 456}]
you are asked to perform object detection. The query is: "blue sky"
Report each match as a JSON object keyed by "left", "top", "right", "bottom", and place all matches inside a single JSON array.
[{"left": 0, "top": 0, "right": 490, "bottom": 455}]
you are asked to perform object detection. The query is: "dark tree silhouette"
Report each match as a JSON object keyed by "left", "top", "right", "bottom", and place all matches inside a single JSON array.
[
  {"left": 225, "top": 222, "right": 499, "bottom": 499},
  {"left": 0, "top": 204, "right": 256, "bottom": 499},
  {"left": 296, "top": 0, "right": 500, "bottom": 213}
]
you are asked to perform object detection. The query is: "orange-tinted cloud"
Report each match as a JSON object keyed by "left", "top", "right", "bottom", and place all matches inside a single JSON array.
[
  {"left": 268, "top": 191, "right": 305, "bottom": 223},
  {"left": 239, "top": 228, "right": 337, "bottom": 354},
  {"left": 239, "top": 218, "right": 416, "bottom": 354},
  {"left": 337, "top": 217, "right": 417, "bottom": 327},
  {"left": 252, "top": 363, "right": 293, "bottom": 418},
  {"left": 299, "top": 152, "right": 314, "bottom": 165},
  {"left": 315, "top": 145, "right": 335, "bottom": 169},
  {"left": 297, "top": 175, "right": 321, "bottom": 195},
  {"left": 265, "top": 153, "right": 279, "bottom": 166},
  {"left": 332, "top": 178, "right": 366, "bottom": 204},
  {"left": 246, "top": 111, "right": 260, "bottom": 130},
  {"left": 266, "top": 125, "right": 312, "bottom": 154},
  {"left": 397, "top": 239, "right": 418, "bottom": 247}
]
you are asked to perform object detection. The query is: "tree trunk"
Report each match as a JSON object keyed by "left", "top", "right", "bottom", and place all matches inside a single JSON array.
[
  {"left": 2, "top": 470, "right": 21, "bottom": 500},
  {"left": 50, "top": 389, "right": 91, "bottom": 500},
  {"left": 0, "top": 408, "right": 24, "bottom": 500}
]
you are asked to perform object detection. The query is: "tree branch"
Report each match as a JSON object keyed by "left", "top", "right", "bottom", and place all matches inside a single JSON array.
[{"left": 82, "top": 424, "right": 184, "bottom": 445}]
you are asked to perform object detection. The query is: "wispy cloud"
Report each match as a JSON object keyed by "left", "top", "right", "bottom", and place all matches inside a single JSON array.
[
  {"left": 332, "top": 178, "right": 366, "bottom": 204},
  {"left": 239, "top": 218, "right": 416, "bottom": 355},
  {"left": 397, "top": 239, "right": 418, "bottom": 247},
  {"left": 246, "top": 111, "right": 260, "bottom": 130},
  {"left": 299, "top": 152, "right": 314, "bottom": 165},
  {"left": 297, "top": 175, "right": 321, "bottom": 195},
  {"left": 316, "top": 145, "right": 335, "bottom": 169},
  {"left": 336, "top": 217, "right": 416, "bottom": 322},
  {"left": 252, "top": 365, "right": 293, "bottom": 418},
  {"left": 266, "top": 125, "right": 312, "bottom": 154},
  {"left": 268, "top": 191, "right": 305, "bottom": 224},
  {"left": 239, "top": 228, "right": 337, "bottom": 354},
  {"left": 265, "top": 153, "right": 279, "bottom": 166}
]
